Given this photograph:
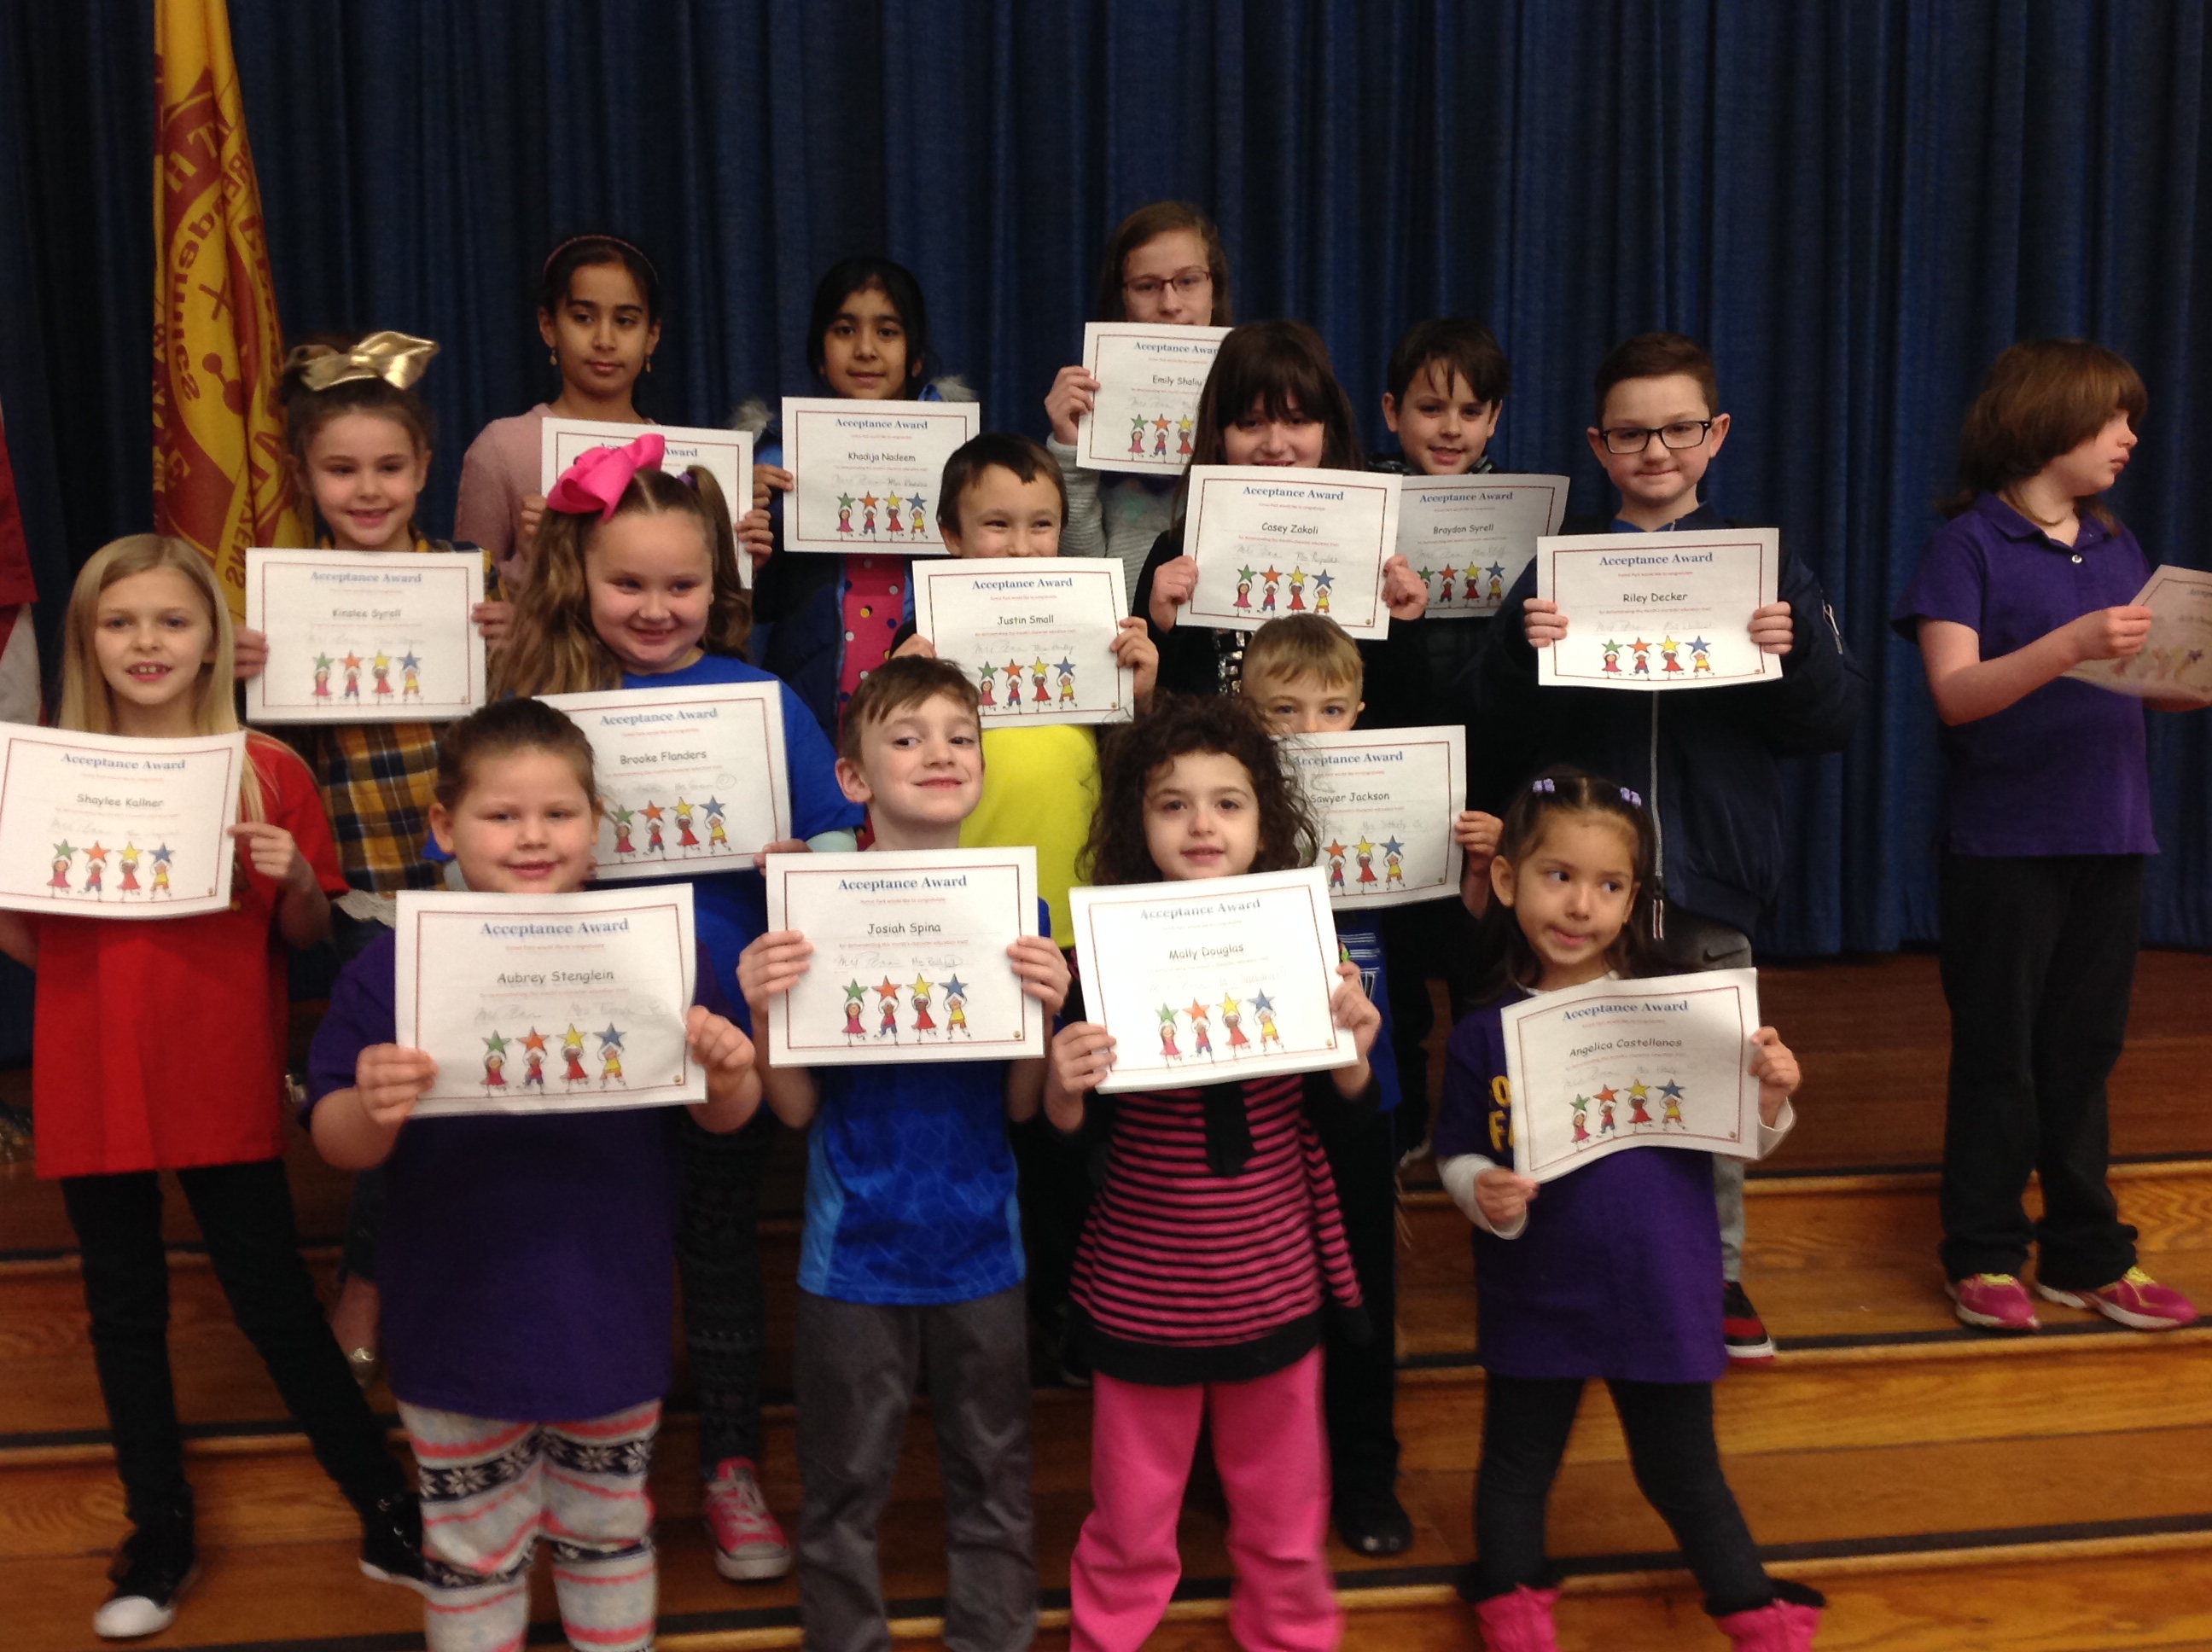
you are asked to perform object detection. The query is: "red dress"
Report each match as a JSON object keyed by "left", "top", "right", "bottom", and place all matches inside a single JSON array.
[{"left": 31, "top": 738, "right": 348, "bottom": 1178}]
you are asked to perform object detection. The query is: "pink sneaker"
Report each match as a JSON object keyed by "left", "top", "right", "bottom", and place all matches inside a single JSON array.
[
  {"left": 2036, "top": 1268, "right": 2200, "bottom": 1330},
  {"left": 1716, "top": 1596, "right": 1822, "bottom": 1649},
  {"left": 1947, "top": 1273, "right": 2039, "bottom": 1331},
  {"left": 702, "top": 1457, "right": 791, "bottom": 1580},
  {"left": 1472, "top": 1583, "right": 1560, "bottom": 1651}
]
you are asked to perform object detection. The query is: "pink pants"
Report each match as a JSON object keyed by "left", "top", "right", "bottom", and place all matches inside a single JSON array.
[{"left": 1070, "top": 1348, "right": 1337, "bottom": 1651}]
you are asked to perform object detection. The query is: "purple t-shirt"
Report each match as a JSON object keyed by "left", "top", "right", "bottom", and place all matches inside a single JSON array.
[
  {"left": 1892, "top": 493, "right": 2156, "bottom": 857},
  {"left": 306, "top": 930, "right": 726, "bottom": 1421}
]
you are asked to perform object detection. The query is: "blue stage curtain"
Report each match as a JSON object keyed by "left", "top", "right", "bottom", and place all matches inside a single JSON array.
[{"left": 0, "top": 1, "right": 2205, "bottom": 951}]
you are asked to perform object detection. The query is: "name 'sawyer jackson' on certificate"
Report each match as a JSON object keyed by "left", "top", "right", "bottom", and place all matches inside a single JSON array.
[
  {"left": 1535, "top": 529, "right": 1782, "bottom": 690},
  {"left": 244, "top": 548, "right": 486, "bottom": 724},
  {"left": 779, "top": 397, "right": 981, "bottom": 555},
  {"left": 1283, "top": 724, "right": 1466, "bottom": 910},
  {"left": 1182, "top": 467, "right": 1403, "bottom": 640}
]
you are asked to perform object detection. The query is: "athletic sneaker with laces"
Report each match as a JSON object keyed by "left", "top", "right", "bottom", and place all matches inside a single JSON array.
[
  {"left": 1722, "top": 1280, "right": 1775, "bottom": 1362},
  {"left": 94, "top": 1504, "right": 197, "bottom": 1640},
  {"left": 354, "top": 1489, "right": 428, "bottom": 1593},
  {"left": 704, "top": 1457, "right": 792, "bottom": 1580},
  {"left": 1947, "top": 1272, "right": 2040, "bottom": 1331},
  {"left": 2035, "top": 1267, "right": 2199, "bottom": 1330}
]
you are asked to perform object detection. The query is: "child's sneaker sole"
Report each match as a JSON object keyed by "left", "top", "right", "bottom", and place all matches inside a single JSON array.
[
  {"left": 1946, "top": 1280, "right": 2038, "bottom": 1331},
  {"left": 2034, "top": 1279, "right": 2193, "bottom": 1330},
  {"left": 711, "top": 1546, "right": 792, "bottom": 1581}
]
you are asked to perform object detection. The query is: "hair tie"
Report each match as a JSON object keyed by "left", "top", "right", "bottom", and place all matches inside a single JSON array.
[
  {"left": 547, "top": 433, "right": 667, "bottom": 521},
  {"left": 1620, "top": 787, "right": 1643, "bottom": 807},
  {"left": 1529, "top": 777, "right": 1555, "bottom": 795},
  {"left": 286, "top": 331, "right": 438, "bottom": 393}
]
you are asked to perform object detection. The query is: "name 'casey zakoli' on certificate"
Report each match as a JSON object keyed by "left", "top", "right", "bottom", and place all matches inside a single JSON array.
[
  {"left": 244, "top": 547, "right": 486, "bottom": 724},
  {"left": 1535, "top": 529, "right": 1782, "bottom": 689},
  {"left": 779, "top": 397, "right": 982, "bottom": 555},
  {"left": 395, "top": 885, "right": 705, "bottom": 1118},
  {"left": 763, "top": 847, "right": 1045, "bottom": 1068},
  {"left": 914, "top": 557, "right": 1137, "bottom": 725},
  {"left": 1183, "top": 467, "right": 1404, "bottom": 640},
  {"left": 1396, "top": 474, "right": 1569, "bottom": 619},
  {"left": 1072, "top": 322, "right": 1231, "bottom": 476},
  {"left": 1280, "top": 725, "right": 1466, "bottom": 910}
]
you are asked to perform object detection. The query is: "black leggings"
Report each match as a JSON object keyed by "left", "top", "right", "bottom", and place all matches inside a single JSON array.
[
  {"left": 61, "top": 1160, "right": 405, "bottom": 1526},
  {"left": 676, "top": 1106, "right": 777, "bottom": 1474},
  {"left": 1468, "top": 1373, "right": 1772, "bottom": 1616}
]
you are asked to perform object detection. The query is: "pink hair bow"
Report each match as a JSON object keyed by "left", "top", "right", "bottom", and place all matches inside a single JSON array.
[{"left": 547, "top": 432, "right": 667, "bottom": 520}]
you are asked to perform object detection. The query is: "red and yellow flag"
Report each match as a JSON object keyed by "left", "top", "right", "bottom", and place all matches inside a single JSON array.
[{"left": 152, "top": 0, "right": 305, "bottom": 618}]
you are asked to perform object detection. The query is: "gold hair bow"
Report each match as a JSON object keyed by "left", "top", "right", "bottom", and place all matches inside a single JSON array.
[{"left": 287, "top": 330, "right": 439, "bottom": 392}]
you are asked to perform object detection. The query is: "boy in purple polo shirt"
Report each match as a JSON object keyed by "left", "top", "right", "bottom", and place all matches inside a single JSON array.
[{"left": 1894, "top": 340, "right": 2202, "bottom": 1335}]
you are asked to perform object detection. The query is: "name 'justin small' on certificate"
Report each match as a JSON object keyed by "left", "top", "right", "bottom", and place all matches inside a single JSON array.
[
  {"left": 1069, "top": 865, "right": 1356, "bottom": 1093},
  {"left": 2064, "top": 564, "right": 2212, "bottom": 705},
  {"left": 540, "top": 682, "right": 790, "bottom": 881},
  {"left": 1503, "top": 969, "right": 1763, "bottom": 1183},
  {"left": 396, "top": 885, "right": 703, "bottom": 1118},
  {"left": 1535, "top": 529, "right": 1782, "bottom": 689},
  {"left": 915, "top": 557, "right": 1136, "bottom": 725},
  {"left": 0, "top": 726, "right": 244, "bottom": 917},
  {"left": 244, "top": 548, "right": 486, "bottom": 723},
  {"left": 763, "top": 847, "right": 1045, "bottom": 1068},
  {"left": 1183, "top": 466, "right": 1403, "bottom": 640},
  {"left": 780, "top": 397, "right": 981, "bottom": 555},
  {"left": 541, "top": 418, "right": 756, "bottom": 585},
  {"left": 1282, "top": 725, "right": 1466, "bottom": 910},
  {"left": 1398, "top": 474, "right": 1569, "bottom": 619},
  {"left": 1073, "top": 322, "right": 1231, "bottom": 476}
]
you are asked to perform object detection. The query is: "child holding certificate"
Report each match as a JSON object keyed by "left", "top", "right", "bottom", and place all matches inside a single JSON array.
[
  {"left": 1433, "top": 771, "right": 1823, "bottom": 1651},
  {"left": 737, "top": 657, "right": 1070, "bottom": 1652},
  {"left": 1045, "top": 693, "right": 1382, "bottom": 1652},
  {"left": 0, "top": 538, "right": 422, "bottom": 1637},
  {"left": 500, "top": 430, "right": 863, "bottom": 1582},
  {"left": 1895, "top": 340, "right": 2200, "bottom": 1335},
  {"left": 306, "top": 697, "right": 764, "bottom": 1652}
]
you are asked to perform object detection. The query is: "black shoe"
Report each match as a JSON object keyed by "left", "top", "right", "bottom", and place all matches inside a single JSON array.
[
  {"left": 1723, "top": 1280, "right": 1777, "bottom": 1363},
  {"left": 95, "top": 1502, "right": 197, "bottom": 1640},
  {"left": 1334, "top": 1489, "right": 1413, "bottom": 1557},
  {"left": 356, "top": 1489, "right": 428, "bottom": 1594}
]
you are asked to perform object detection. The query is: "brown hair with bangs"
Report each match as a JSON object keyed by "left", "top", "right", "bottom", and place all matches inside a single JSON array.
[
  {"left": 1943, "top": 339, "right": 2147, "bottom": 525},
  {"left": 1181, "top": 321, "right": 1365, "bottom": 514},
  {"left": 1386, "top": 317, "right": 1512, "bottom": 407},
  {"left": 1093, "top": 201, "right": 1233, "bottom": 325},
  {"left": 1240, "top": 614, "right": 1364, "bottom": 695},
  {"left": 836, "top": 654, "right": 981, "bottom": 765},
  {"left": 1474, "top": 765, "right": 1660, "bottom": 998},
  {"left": 433, "top": 696, "right": 600, "bottom": 815}
]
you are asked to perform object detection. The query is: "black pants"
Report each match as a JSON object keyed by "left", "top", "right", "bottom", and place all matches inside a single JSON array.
[
  {"left": 677, "top": 1106, "right": 777, "bottom": 1473},
  {"left": 1467, "top": 1374, "right": 1771, "bottom": 1616},
  {"left": 1380, "top": 901, "right": 1483, "bottom": 1149},
  {"left": 1937, "top": 853, "right": 2142, "bottom": 1288},
  {"left": 61, "top": 1160, "right": 405, "bottom": 1526},
  {"left": 1322, "top": 1102, "right": 1399, "bottom": 1508}
]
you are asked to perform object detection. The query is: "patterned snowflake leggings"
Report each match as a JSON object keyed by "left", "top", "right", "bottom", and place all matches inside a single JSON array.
[{"left": 399, "top": 1399, "right": 661, "bottom": 1652}]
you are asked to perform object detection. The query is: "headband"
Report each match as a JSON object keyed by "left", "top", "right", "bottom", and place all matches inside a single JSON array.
[
  {"left": 285, "top": 331, "right": 438, "bottom": 393},
  {"left": 543, "top": 234, "right": 660, "bottom": 285},
  {"left": 547, "top": 432, "right": 667, "bottom": 520}
]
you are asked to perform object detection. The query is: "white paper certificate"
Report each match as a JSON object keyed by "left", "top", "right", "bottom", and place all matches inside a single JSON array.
[
  {"left": 1069, "top": 865, "right": 1356, "bottom": 1093},
  {"left": 539, "top": 683, "right": 791, "bottom": 881},
  {"left": 1534, "top": 530, "right": 1782, "bottom": 689},
  {"left": 1183, "top": 467, "right": 1403, "bottom": 640},
  {"left": 395, "top": 886, "right": 703, "bottom": 1117},
  {"left": 0, "top": 726, "right": 244, "bottom": 917},
  {"left": 244, "top": 549, "right": 486, "bottom": 724},
  {"left": 539, "top": 418, "right": 757, "bottom": 587},
  {"left": 2064, "top": 565, "right": 2212, "bottom": 704},
  {"left": 1073, "top": 322, "right": 1231, "bottom": 476},
  {"left": 762, "top": 848, "right": 1044, "bottom": 1067},
  {"left": 779, "top": 397, "right": 981, "bottom": 555},
  {"left": 915, "top": 557, "right": 1135, "bottom": 725},
  {"left": 1398, "top": 474, "right": 1569, "bottom": 619},
  {"left": 1282, "top": 726, "right": 1465, "bottom": 910},
  {"left": 1503, "top": 969, "right": 1762, "bottom": 1183}
]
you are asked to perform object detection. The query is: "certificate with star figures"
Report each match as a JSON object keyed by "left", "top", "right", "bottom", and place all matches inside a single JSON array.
[
  {"left": 395, "top": 886, "right": 704, "bottom": 1118},
  {"left": 1501, "top": 969, "right": 1765, "bottom": 1182},
  {"left": 1182, "top": 466, "right": 1403, "bottom": 640},
  {"left": 913, "top": 557, "right": 1137, "bottom": 725},
  {"left": 779, "top": 397, "right": 981, "bottom": 555},
  {"left": 1072, "top": 322, "right": 1231, "bottom": 476},
  {"left": 1534, "top": 530, "right": 1781, "bottom": 689},
  {"left": 243, "top": 547, "right": 486, "bottom": 723},
  {"left": 1397, "top": 474, "right": 1570, "bottom": 619},
  {"left": 539, "top": 418, "right": 756, "bottom": 587},
  {"left": 1280, "top": 726, "right": 1466, "bottom": 910},
  {"left": 2064, "top": 565, "right": 2212, "bottom": 704},
  {"left": 761, "top": 847, "right": 1045, "bottom": 1067},
  {"left": 1068, "top": 865, "right": 1359, "bottom": 1093}
]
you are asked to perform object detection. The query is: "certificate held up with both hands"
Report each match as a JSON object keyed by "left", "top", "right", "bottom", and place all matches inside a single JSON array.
[
  {"left": 915, "top": 557, "right": 1137, "bottom": 725},
  {"left": 1534, "top": 530, "right": 1782, "bottom": 689},
  {"left": 1183, "top": 467, "right": 1404, "bottom": 640},
  {"left": 244, "top": 548, "right": 486, "bottom": 724},
  {"left": 779, "top": 398, "right": 982, "bottom": 555}
]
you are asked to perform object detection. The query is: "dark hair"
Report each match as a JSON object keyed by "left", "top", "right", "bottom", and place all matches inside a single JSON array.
[
  {"left": 806, "top": 256, "right": 932, "bottom": 396},
  {"left": 1092, "top": 201, "right": 1233, "bottom": 325},
  {"left": 1084, "top": 694, "right": 1318, "bottom": 887},
  {"left": 1184, "top": 321, "right": 1365, "bottom": 499},
  {"left": 937, "top": 432, "right": 1068, "bottom": 533},
  {"left": 538, "top": 233, "right": 661, "bottom": 325},
  {"left": 1386, "top": 317, "right": 1512, "bottom": 407},
  {"left": 1943, "top": 339, "right": 2147, "bottom": 524},
  {"left": 279, "top": 333, "right": 434, "bottom": 465},
  {"left": 1591, "top": 332, "right": 1718, "bottom": 427},
  {"left": 434, "top": 697, "right": 599, "bottom": 813},
  {"left": 1474, "top": 766, "right": 1659, "bottom": 998},
  {"left": 837, "top": 654, "right": 981, "bottom": 765}
]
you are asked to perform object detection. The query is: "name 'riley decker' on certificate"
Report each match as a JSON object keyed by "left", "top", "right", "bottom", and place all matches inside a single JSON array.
[
  {"left": 779, "top": 397, "right": 981, "bottom": 555},
  {"left": 1534, "top": 528, "right": 1782, "bottom": 690},
  {"left": 1183, "top": 466, "right": 1403, "bottom": 640}
]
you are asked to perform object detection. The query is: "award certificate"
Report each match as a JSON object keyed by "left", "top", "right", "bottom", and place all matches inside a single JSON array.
[
  {"left": 779, "top": 397, "right": 981, "bottom": 555},
  {"left": 0, "top": 726, "right": 244, "bottom": 917},
  {"left": 1183, "top": 467, "right": 1402, "bottom": 640},
  {"left": 244, "top": 548, "right": 486, "bottom": 723},
  {"left": 1398, "top": 474, "right": 1569, "bottom": 619},
  {"left": 2064, "top": 565, "right": 2212, "bottom": 704},
  {"left": 1073, "top": 322, "right": 1231, "bottom": 476},
  {"left": 1534, "top": 530, "right": 1782, "bottom": 689},
  {"left": 1069, "top": 865, "right": 1356, "bottom": 1093},
  {"left": 395, "top": 886, "right": 704, "bottom": 1117},
  {"left": 915, "top": 557, "right": 1136, "bottom": 725},
  {"left": 762, "top": 847, "right": 1045, "bottom": 1067},
  {"left": 1282, "top": 725, "right": 1466, "bottom": 910},
  {"left": 1502, "top": 969, "right": 1763, "bottom": 1183}
]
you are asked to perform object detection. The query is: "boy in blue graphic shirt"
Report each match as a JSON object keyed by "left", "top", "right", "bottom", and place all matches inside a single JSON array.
[{"left": 737, "top": 655, "right": 1069, "bottom": 1652}]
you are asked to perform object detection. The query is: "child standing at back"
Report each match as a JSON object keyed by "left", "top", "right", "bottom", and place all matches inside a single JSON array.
[
  {"left": 738, "top": 656, "right": 1071, "bottom": 1651},
  {"left": 1894, "top": 340, "right": 2200, "bottom": 1334}
]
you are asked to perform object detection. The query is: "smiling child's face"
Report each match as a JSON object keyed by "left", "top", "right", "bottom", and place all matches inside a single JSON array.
[
  {"left": 821, "top": 283, "right": 911, "bottom": 399},
  {"left": 302, "top": 411, "right": 428, "bottom": 552},
  {"left": 430, "top": 748, "right": 601, "bottom": 895},
  {"left": 946, "top": 466, "right": 1062, "bottom": 559},
  {"left": 1383, "top": 362, "right": 1499, "bottom": 475},
  {"left": 1142, "top": 749, "right": 1261, "bottom": 881}
]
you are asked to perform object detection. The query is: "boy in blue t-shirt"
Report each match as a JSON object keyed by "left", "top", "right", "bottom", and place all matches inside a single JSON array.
[{"left": 736, "top": 655, "right": 1069, "bottom": 1652}]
